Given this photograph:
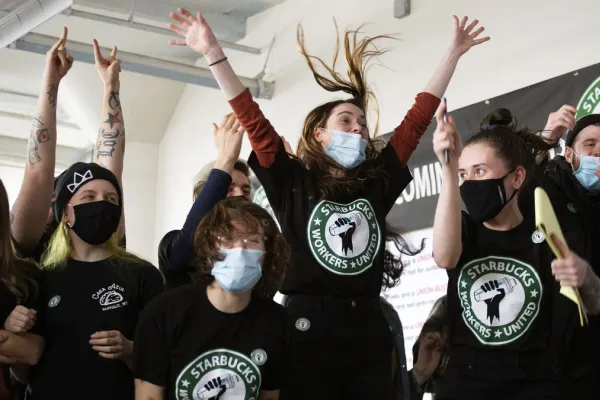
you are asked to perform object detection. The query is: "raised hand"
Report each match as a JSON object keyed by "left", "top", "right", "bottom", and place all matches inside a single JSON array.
[
  {"left": 213, "top": 113, "right": 245, "bottom": 163},
  {"left": 93, "top": 39, "right": 121, "bottom": 89},
  {"left": 543, "top": 105, "right": 577, "bottom": 142},
  {"left": 450, "top": 16, "right": 489, "bottom": 56},
  {"left": 432, "top": 101, "right": 462, "bottom": 164},
  {"left": 168, "top": 8, "right": 221, "bottom": 58},
  {"left": 44, "top": 26, "right": 74, "bottom": 83}
]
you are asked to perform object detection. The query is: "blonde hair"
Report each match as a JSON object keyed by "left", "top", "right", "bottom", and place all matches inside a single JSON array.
[{"left": 41, "top": 219, "right": 142, "bottom": 270}]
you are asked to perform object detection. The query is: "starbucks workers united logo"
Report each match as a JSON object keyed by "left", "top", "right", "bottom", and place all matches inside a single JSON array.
[
  {"left": 458, "top": 256, "right": 543, "bottom": 346},
  {"left": 307, "top": 199, "right": 381, "bottom": 275},
  {"left": 175, "top": 349, "right": 261, "bottom": 400},
  {"left": 576, "top": 76, "right": 600, "bottom": 119}
]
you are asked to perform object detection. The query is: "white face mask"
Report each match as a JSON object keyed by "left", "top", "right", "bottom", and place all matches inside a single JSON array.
[{"left": 322, "top": 129, "right": 367, "bottom": 169}]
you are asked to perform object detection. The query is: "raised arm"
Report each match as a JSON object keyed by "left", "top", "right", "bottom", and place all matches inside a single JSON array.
[
  {"left": 92, "top": 39, "right": 126, "bottom": 240},
  {"left": 168, "top": 8, "right": 281, "bottom": 167},
  {"left": 165, "top": 114, "right": 244, "bottom": 270},
  {"left": 432, "top": 103, "right": 463, "bottom": 269},
  {"left": 10, "top": 27, "right": 73, "bottom": 252},
  {"left": 390, "top": 16, "right": 489, "bottom": 165}
]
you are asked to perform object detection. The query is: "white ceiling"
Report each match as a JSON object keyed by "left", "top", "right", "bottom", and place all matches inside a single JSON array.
[{"left": 0, "top": 0, "right": 286, "bottom": 168}]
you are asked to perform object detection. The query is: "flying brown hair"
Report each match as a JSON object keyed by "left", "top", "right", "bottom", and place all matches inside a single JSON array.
[
  {"left": 295, "top": 21, "right": 395, "bottom": 199},
  {"left": 0, "top": 178, "right": 39, "bottom": 304},
  {"left": 192, "top": 197, "right": 289, "bottom": 299}
]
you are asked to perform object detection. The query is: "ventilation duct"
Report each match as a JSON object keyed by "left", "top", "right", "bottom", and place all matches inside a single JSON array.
[
  {"left": 394, "top": 0, "right": 410, "bottom": 19},
  {"left": 0, "top": 0, "right": 73, "bottom": 48}
]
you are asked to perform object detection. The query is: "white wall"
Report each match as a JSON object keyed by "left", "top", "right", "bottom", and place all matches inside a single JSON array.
[
  {"left": 155, "top": 0, "right": 600, "bottom": 247},
  {"left": 122, "top": 141, "right": 160, "bottom": 264},
  {"left": 0, "top": 164, "right": 25, "bottom": 207}
]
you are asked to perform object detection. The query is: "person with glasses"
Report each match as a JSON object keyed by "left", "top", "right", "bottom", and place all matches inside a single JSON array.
[{"left": 134, "top": 197, "right": 290, "bottom": 400}]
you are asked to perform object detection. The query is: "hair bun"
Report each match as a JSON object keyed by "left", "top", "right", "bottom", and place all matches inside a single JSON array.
[{"left": 480, "top": 108, "right": 515, "bottom": 131}]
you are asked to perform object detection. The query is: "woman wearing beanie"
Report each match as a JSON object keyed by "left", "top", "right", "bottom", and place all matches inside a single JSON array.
[{"left": 26, "top": 162, "right": 164, "bottom": 400}]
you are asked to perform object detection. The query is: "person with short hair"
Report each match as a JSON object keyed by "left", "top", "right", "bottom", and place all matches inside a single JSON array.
[
  {"left": 134, "top": 197, "right": 290, "bottom": 400},
  {"left": 540, "top": 110, "right": 600, "bottom": 397},
  {"left": 26, "top": 162, "right": 164, "bottom": 400},
  {"left": 158, "top": 114, "right": 253, "bottom": 289}
]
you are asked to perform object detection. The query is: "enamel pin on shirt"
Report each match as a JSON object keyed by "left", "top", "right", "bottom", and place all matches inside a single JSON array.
[{"left": 534, "top": 187, "right": 588, "bottom": 326}]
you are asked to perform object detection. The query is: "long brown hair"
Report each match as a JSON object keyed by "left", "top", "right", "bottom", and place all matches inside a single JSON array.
[
  {"left": 0, "top": 178, "right": 39, "bottom": 303},
  {"left": 295, "top": 21, "right": 394, "bottom": 199},
  {"left": 192, "top": 197, "right": 289, "bottom": 298}
]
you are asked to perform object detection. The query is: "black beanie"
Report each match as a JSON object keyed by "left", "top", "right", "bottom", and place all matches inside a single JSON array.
[
  {"left": 565, "top": 114, "right": 600, "bottom": 147},
  {"left": 53, "top": 162, "right": 122, "bottom": 222}
]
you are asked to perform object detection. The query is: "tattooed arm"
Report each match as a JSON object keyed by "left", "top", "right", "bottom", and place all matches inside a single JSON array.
[
  {"left": 92, "top": 40, "right": 126, "bottom": 241},
  {"left": 10, "top": 27, "right": 73, "bottom": 252}
]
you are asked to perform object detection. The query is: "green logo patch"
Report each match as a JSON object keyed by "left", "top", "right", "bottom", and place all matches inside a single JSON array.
[
  {"left": 175, "top": 349, "right": 261, "bottom": 400},
  {"left": 576, "top": 76, "right": 600, "bottom": 119},
  {"left": 457, "top": 256, "right": 542, "bottom": 346},
  {"left": 307, "top": 199, "right": 381, "bottom": 275}
]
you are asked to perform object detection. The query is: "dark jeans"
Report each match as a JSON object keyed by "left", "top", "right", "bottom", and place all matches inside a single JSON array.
[{"left": 280, "top": 294, "right": 394, "bottom": 400}]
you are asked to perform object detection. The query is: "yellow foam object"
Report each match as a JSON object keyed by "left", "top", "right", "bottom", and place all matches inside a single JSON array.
[{"left": 534, "top": 187, "right": 588, "bottom": 326}]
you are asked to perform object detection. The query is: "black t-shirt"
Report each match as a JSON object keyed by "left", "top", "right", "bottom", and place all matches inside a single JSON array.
[
  {"left": 133, "top": 283, "right": 290, "bottom": 400},
  {"left": 28, "top": 256, "right": 164, "bottom": 400},
  {"left": 248, "top": 141, "right": 412, "bottom": 297},
  {"left": 447, "top": 212, "right": 561, "bottom": 352}
]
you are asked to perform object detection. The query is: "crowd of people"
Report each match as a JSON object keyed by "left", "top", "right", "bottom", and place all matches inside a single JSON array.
[{"left": 1, "top": 6, "right": 599, "bottom": 400}]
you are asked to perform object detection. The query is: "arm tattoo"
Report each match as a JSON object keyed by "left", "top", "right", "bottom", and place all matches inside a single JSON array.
[
  {"left": 47, "top": 83, "right": 58, "bottom": 108},
  {"left": 27, "top": 116, "right": 49, "bottom": 165},
  {"left": 108, "top": 91, "right": 121, "bottom": 110},
  {"left": 96, "top": 128, "right": 122, "bottom": 158},
  {"left": 580, "top": 265, "right": 600, "bottom": 315},
  {"left": 104, "top": 111, "right": 122, "bottom": 129}
]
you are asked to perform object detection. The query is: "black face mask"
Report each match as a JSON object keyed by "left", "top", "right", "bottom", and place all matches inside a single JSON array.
[
  {"left": 460, "top": 172, "right": 518, "bottom": 223},
  {"left": 68, "top": 201, "right": 121, "bottom": 245}
]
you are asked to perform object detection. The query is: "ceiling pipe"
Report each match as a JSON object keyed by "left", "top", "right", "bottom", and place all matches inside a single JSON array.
[
  {"left": 63, "top": 8, "right": 262, "bottom": 55},
  {"left": 9, "top": 32, "right": 275, "bottom": 99}
]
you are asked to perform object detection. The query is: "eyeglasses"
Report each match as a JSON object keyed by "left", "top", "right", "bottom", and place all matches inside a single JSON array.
[{"left": 218, "top": 232, "right": 266, "bottom": 249}]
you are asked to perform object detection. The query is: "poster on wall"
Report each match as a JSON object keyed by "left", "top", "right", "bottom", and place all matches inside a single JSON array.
[{"left": 250, "top": 62, "right": 600, "bottom": 375}]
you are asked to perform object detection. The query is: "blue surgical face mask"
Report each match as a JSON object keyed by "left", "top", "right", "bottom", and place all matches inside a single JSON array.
[
  {"left": 323, "top": 130, "right": 368, "bottom": 169},
  {"left": 211, "top": 248, "right": 263, "bottom": 294},
  {"left": 573, "top": 152, "right": 600, "bottom": 192}
]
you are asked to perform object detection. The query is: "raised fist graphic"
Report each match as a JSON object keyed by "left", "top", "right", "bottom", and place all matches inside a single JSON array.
[{"left": 480, "top": 280, "right": 506, "bottom": 324}]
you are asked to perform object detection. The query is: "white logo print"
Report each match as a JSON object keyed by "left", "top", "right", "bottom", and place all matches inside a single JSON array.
[
  {"left": 48, "top": 295, "right": 61, "bottom": 308},
  {"left": 458, "top": 256, "right": 543, "bottom": 346},
  {"left": 92, "top": 283, "right": 127, "bottom": 311},
  {"left": 175, "top": 349, "right": 261, "bottom": 400},
  {"left": 67, "top": 170, "right": 93, "bottom": 193}
]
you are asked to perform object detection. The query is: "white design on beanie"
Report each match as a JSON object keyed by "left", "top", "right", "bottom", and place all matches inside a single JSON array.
[{"left": 67, "top": 170, "right": 93, "bottom": 193}]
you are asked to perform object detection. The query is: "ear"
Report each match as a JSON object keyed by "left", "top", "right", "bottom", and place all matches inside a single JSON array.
[
  {"left": 314, "top": 127, "right": 325, "bottom": 143},
  {"left": 565, "top": 146, "right": 575, "bottom": 166},
  {"left": 513, "top": 166, "right": 527, "bottom": 190}
]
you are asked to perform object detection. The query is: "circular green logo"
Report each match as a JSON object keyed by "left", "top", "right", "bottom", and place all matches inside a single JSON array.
[
  {"left": 175, "top": 349, "right": 261, "bottom": 400},
  {"left": 307, "top": 199, "right": 381, "bottom": 275},
  {"left": 457, "top": 256, "right": 543, "bottom": 346}
]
